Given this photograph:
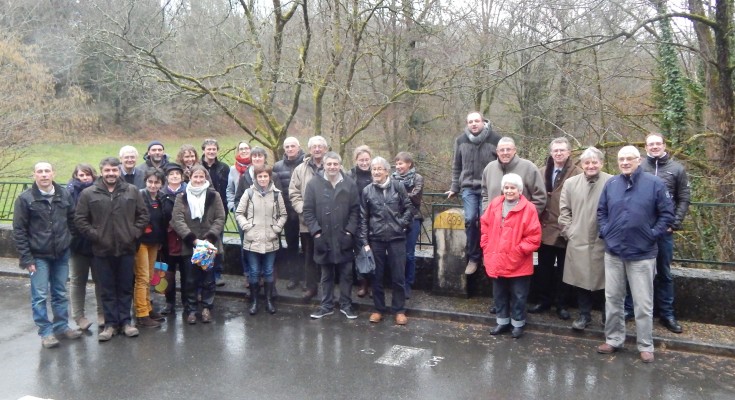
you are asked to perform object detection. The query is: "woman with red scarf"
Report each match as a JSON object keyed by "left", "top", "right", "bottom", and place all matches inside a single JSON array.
[{"left": 226, "top": 141, "right": 251, "bottom": 278}]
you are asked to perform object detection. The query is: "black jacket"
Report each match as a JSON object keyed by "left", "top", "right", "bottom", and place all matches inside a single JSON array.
[
  {"left": 202, "top": 157, "right": 231, "bottom": 215},
  {"left": 13, "top": 182, "right": 75, "bottom": 268},
  {"left": 273, "top": 150, "right": 305, "bottom": 212},
  {"left": 348, "top": 167, "right": 372, "bottom": 200},
  {"left": 67, "top": 179, "right": 95, "bottom": 257},
  {"left": 303, "top": 172, "right": 360, "bottom": 265},
  {"left": 74, "top": 178, "right": 149, "bottom": 257},
  {"left": 641, "top": 153, "right": 690, "bottom": 230},
  {"left": 139, "top": 189, "right": 167, "bottom": 245},
  {"left": 358, "top": 178, "right": 414, "bottom": 246}
]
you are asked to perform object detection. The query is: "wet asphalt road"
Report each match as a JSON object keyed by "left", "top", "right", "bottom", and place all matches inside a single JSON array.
[{"left": 2, "top": 275, "right": 734, "bottom": 400}]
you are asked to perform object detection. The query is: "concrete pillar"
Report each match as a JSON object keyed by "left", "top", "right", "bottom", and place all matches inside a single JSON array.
[{"left": 432, "top": 208, "right": 468, "bottom": 297}]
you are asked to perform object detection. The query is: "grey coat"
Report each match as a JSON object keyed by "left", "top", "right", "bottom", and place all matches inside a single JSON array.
[{"left": 558, "top": 172, "right": 612, "bottom": 291}]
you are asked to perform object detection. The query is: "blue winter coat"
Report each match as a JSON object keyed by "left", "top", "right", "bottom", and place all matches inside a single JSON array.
[{"left": 597, "top": 166, "right": 674, "bottom": 261}]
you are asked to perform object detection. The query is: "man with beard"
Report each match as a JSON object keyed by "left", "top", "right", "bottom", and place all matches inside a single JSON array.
[
  {"left": 445, "top": 112, "right": 502, "bottom": 275},
  {"left": 75, "top": 157, "right": 149, "bottom": 342}
]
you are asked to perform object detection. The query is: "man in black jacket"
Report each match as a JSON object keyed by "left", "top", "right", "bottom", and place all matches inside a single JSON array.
[
  {"left": 303, "top": 152, "right": 360, "bottom": 319},
  {"left": 201, "top": 138, "right": 231, "bottom": 286},
  {"left": 625, "top": 133, "right": 690, "bottom": 333},
  {"left": 273, "top": 137, "right": 306, "bottom": 290},
  {"left": 75, "top": 157, "right": 149, "bottom": 342},
  {"left": 13, "top": 162, "right": 82, "bottom": 348}
]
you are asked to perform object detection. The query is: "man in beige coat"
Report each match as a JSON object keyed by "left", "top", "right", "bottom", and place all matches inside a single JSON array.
[
  {"left": 558, "top": 147, "right": 612, "bottom": 331},
  {"left": 529, "top": 137, "right": 582, "bottom": 320},
  {"left": 289, "top": 136, "right": 328, "bottom": 301}
]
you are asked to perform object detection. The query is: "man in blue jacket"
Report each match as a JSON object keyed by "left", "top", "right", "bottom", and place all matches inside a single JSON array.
[{"left": 596, "top": 146, "right": 674, "bottom": 364}]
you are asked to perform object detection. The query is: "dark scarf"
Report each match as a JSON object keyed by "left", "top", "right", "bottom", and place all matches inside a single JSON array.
[
  {"left": 235, "top": 154, "right": 251, "bottom": 175},
  {"left": 392, "top": 168, "right": 416, "bottom": 189}
]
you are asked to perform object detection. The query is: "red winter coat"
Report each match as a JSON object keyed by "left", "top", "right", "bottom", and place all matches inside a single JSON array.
[{"left": 480, "top": 195, "right": 541, "bottom": 278}]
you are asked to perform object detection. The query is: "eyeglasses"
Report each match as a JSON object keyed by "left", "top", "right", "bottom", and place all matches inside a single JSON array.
[
  {"left": 497, "top": 148, "right": 515, "bottom": 154},
  {"left": 371, "top": 167, "right": 386, "bottom": 171},
  {"left": 618, "top": 156, "right": 639, "bottom": 162}
]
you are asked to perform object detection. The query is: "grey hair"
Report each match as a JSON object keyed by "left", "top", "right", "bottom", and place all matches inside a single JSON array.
[
  {"left": 618, "top": 145, "right": 641, "bottom": 159},
  {"left": 549, "top": 137, "right": 571, "bottom": 151},
  {"left": 119, "top": 145, "right": 139, "bottom": 157},
  {"left": 501, "top": 173, "right": 524, "bottom": 194},
  {"left": 323, "top": 151, "right": 342, "bottom": 164},
  {"left": 371, "top": 156, "right": 390, "bottom": 171},
  {"left": 498, "top": 137, "right": 515, "bottom": 147},
  {"left": 580, "top": 146, "right": 604, "bottom": 161},
  {"left": 307, "top": 135, "right": 328, "bottom": 149}
]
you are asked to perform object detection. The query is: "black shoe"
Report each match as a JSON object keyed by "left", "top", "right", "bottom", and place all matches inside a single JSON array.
[
  {"left": 528, "top": 304, "right": 550, "bottom": 314},
  {"left": 161, "top": 303, "right": 175, "bottom": 315},
  {"left": 490, "top": 324, "right": 511, "bottom": 335},
  {"left": 511, "top": 326, "right": 524, "bottom": 339},
  {"left": 557, "top": 308, "right": 571, "bottom": 320},
  {"left": 572, "top": 315, "right": 591, "bottom": 331},
  {"left": 149, "top": 311, "right": 166, "bottom": 322},
  {"left": 286, "top": 280, "right": 299, "bottom": 290},
  {"left": 310, "top": 308, "right": 334, "bottom": 319},
  {"left": 661, "top": 318, "right": 683, "bottom": 334},
  {"left": 489, "top": 306, "right": 497, "bottom": 314}
]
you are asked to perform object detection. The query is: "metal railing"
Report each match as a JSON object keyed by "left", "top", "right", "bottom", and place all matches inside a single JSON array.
[{"left": 1, "top": 182, "right": 732, "bottom": 269}]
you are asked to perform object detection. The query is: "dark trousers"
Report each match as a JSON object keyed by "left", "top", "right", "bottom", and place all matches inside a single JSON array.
[
  {"left": 493, "top": 276, "right": 531, "bottom": 326},
  {"left": 183, "top": 257, "right": 215, "bottom": 313},
  {"left": 164, "top": 254, "right": 188, "bottom": 308},
  {"left": 371, "top": 239, "right": 406, "bottom": 314},
  {"left": 576, "top": 287, "right": 598, "bottom": 318},
  {"left": 534, "top": 244, "right": 570, "bottom": 309},
  {"left": 95, "top": 255, "right": 135, "bottom": 328},
  {"left": 284, "top": 213, "right": 301, "bottom": 277},
  {"left": 300, "top": 233, "right": 320, "bottom": 292},
  {"left": 319, "top": 262, "right": 353, "bottom": 311}
]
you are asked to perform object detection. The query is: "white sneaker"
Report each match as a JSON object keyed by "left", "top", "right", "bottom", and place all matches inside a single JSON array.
[
  {"left": 465, "top": 260, "right": 478, "bottom": 275},
  {"left": 122, "top": 324, "right": 139, "bottom": 337}
]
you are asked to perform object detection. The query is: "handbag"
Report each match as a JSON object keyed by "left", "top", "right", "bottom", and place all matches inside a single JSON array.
[
  {"left": 151, "top": 259, "right": 169, "bottom": 294},
  {"left": 356, "top": 246, "right": 376, "bottom": 274}
]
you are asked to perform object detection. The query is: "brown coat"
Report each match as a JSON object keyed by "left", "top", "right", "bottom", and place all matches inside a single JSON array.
[
  {"left": 170, "top": 188, "right": 226, "bottom": 256},
  {"left": 539, "top": 156, "right": 582, "bottom": 247},
  {"left": 558, "top": 172, "right": 612, "bottom": 291}
]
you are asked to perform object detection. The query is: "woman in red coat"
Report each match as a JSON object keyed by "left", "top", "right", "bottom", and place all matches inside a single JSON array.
[{"left": 480, "top": 173, "right": 541, "bottom": 339}]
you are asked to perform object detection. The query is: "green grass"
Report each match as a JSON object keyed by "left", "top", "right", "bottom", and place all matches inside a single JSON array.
[
  {"left": 3, "top": 135, "right": 252, "bottom": 233},
  {"left": 12, "top": 136, "right": 248, "bottom": 182}
]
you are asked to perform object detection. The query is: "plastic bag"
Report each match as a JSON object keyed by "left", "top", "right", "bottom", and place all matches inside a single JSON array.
[{"left": 191, "top": 240, "right": 218, "bottom": 271}]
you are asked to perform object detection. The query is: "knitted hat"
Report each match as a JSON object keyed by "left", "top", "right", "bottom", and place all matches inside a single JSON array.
[{"left": 147, "top": 140, "right": 164, "bottom": 152}]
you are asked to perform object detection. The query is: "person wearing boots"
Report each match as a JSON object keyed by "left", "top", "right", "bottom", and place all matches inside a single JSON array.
[
  {"left": 236, "top": 165, "right": 287, "bottom": 315},
  {"left": 171, "top": 166, "right": 226, "bottom": 324},
  {"left": 303, "top": 152, "right": 360, "bottom": 320}
]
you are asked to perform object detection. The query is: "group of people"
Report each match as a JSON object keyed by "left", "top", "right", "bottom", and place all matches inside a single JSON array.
[
  {"left": 14, "top": 115, "right": 689, "bottom": 363},
  {"left": 13, "top": 135, "right": 427, "bottom": 348},
  {"left": 451, "top": 111, "right": 689, "bottom": 363}
]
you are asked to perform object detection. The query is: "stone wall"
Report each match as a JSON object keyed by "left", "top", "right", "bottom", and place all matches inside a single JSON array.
[{"left": 1, "top": 225, "right": 733, "bottom": 326}]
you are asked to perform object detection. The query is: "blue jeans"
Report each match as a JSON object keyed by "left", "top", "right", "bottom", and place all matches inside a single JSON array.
[
  {"left": 492, "top": 276, "right": 530, "bottom": 327},
  {"left": 624, "top": 233, "right": 675, "bottom": 319},
  {"left": 405, "top": 219, "right": 421, "bottom": 287},
  {"left": 371, "top": 239, "right": 406, "bottom": 314},
  {"left": 461, "top": 188, "right": 482, "bottom": 262},
  {"left": 30, "top": 249, "right": 71, "bottom": 337},
  {"left": 246, "top": 251, "right": 276, "bottom": 285},
  {"left": 654, "top": 233, "right": 675, "bottom": 319}
]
